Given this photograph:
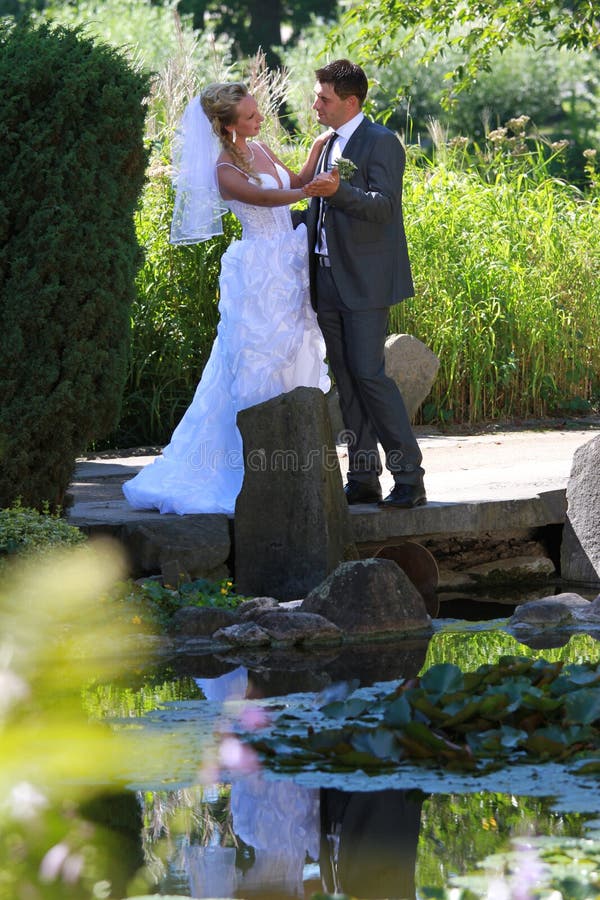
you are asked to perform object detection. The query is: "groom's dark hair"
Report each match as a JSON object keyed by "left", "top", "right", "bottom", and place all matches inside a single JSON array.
[{"left": 315, "top": 59, "right": 368, "bottom": 106}]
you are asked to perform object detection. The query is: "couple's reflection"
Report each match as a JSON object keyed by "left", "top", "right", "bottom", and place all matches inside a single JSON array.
[
  {"left": 185, "top": 664, "right": 425, "bottom": 899},
  {"left": 185, "top": 774, "right": 423, "bottom": 899}
]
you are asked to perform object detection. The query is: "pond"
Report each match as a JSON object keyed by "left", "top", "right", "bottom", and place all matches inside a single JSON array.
[
  {"left": 82, "top": 621, "right": 600, "bottom": 899},
  {"left": 3, "top": 546, "right": 600, "bottom": 900}
]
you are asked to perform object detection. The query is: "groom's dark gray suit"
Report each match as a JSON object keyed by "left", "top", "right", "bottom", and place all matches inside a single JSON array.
[{"left": 307, "top": 117, "right": 424, "bottom": 487}]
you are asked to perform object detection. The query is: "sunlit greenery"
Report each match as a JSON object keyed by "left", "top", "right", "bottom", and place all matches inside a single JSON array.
[
  {"left": 105, "top": 575, "right": 248, "bottom": 633},
  {"left": 0, "top": 500, "right": 86, "bottom": 567},
  {"left": 422, "top": 628, "right": 600, "bottom": 672},
  {"left": 0, "top": 542, "right": 171, "bottom": 897}
]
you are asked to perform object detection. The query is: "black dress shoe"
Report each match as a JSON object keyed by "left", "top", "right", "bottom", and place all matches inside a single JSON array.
[
  {"left": 378, "top": 479, "right": 427, "bottom": 509},
  {"left": 344, "top": 480, "right": 382, "bottom": 505}
]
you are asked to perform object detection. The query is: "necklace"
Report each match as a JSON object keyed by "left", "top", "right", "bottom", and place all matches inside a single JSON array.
[{"left": 241, "top": 143, "right": 255, "bottom": 163}]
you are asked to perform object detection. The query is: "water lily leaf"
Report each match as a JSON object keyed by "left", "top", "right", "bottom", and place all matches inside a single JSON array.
[
  {"left": 564, "top": 687, "right": 600, "bottom": 724},
  {"left": 383, "top": 692, "right": 412, "bottom": 727},
  {"left": 478, "top": 692, "right": 511, "bottom": 719},
  {"left": 443, "top": 695, "right": 485, "bottom": 725},
  {"left": 557, "top": 664, "right": 600, "bottom": 689},
  {"left": 351, "top": 726, "right": 401, "bottom": 762},
  {"left": 320, "top": 696, "right": 372, "bottom": 720},
  {"left": 420, "top": 663, "right": 464, "bottom": 698},
  {"left": 573, "top": 759, "right": 600, "bottom": 774},
  {"left": 410, "top": 691, "right": 452, "bottom": 724},
  {"left": 519, "top": 691, "right": 564, "bottom": 713},
  {"left": 307, "top": 727, "right": 353, "bottom": 755},
  {"left": 523, "top": 725, "right": 568, "bottom": 757},
  {"left": 498, "top": 725, "right": 529, "bottom": 749},
  {"left": 483, "top": 679, "right": 530, "bottom": 713},
  {"left": 335, "top": 748, "right": 393, "bottom": 769}
]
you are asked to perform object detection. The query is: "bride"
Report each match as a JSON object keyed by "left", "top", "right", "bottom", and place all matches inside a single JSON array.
[{"left": 123, "top": 82, "right": 331, "bottom": 515}]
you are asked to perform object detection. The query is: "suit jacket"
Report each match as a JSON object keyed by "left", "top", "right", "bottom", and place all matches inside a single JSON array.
[{"left": 307, "top": 117, "right": 414, "bottom": 311}]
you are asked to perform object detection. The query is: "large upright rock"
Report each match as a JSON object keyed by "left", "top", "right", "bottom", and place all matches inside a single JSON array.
[
  {"left": 383, "top": 333, "right": 440, "bottom": 418},
  {"left": 234, "top": 386, "right": 355, "bottom": 601},
  {"left": 561, "top": 434, "right": 600, "bottom": 585},
  {"left": 328, "top": 333, "right": 439, "bottom": 439}
]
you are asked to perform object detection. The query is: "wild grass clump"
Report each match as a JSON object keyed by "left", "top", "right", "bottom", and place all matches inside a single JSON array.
[{"left": 393, "top": 120, "right": 600, "bottom": 424}]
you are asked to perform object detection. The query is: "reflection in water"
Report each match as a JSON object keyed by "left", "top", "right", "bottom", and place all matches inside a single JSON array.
[
  {"left": 320, "top": 788, "right": 425, "bottom": 900},
  {"left": 95, "top": 630, "right": 600, "bottom": 897},
  {"left": 172, "top": 665, "right": 427, "bottom": 899},
  {"left": 165, "top": 780, "right": 424, "bottom": 899},
  {"left": 186, "top": 775, "right": 319, "bottom": 898}
]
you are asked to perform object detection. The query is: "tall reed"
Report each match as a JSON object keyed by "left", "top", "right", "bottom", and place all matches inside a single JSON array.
[{"left": 392, "top": 122, "right": 600, "bottom": 424}]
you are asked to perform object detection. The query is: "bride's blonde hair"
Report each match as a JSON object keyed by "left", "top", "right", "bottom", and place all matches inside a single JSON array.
[{"left": 200, "top": 82, "right": 260, "bottom": 181}]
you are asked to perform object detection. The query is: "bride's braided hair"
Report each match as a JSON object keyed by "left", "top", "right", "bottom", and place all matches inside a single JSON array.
[{"left": 200, "top": 82, "right": 261, "bottom": 182}]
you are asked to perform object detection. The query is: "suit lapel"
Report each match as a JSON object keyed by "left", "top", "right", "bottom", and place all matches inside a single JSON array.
[{"left": 340, "top": 117, "right": 370, "bottom": 161}]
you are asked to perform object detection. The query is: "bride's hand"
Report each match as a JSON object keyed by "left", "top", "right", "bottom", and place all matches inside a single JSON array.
[
  {"left": 312, "top": 129, "right": 334, "bottom": 152},
  {"left": 304, "top": 168, "right": 340, "bottom": 197}
]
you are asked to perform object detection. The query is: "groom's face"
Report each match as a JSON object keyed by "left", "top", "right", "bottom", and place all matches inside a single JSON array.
[{"left": 313, "top": 81, "right": 356, "bottom": 130}]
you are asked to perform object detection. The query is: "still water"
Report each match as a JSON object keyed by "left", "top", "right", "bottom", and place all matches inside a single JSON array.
[{"left": 89, "top": 622, "right": 600, "bottom": 898}]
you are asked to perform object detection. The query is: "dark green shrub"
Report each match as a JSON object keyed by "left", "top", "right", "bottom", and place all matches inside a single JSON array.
[{"left": 0, "top": 19, "right": 149, "bottom": 507}]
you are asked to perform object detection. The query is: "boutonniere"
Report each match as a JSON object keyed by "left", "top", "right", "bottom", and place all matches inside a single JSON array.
[{"left": 334, "top": 157, "right": 358, "bottom": 180}]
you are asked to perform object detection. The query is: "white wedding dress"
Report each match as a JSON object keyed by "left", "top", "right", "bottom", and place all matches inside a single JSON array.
[{"left": 123, "top": 164, "right": 330, "bottom": 515}]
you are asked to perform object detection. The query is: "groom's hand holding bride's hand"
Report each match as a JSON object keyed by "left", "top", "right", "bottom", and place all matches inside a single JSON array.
[{"left": 303, "top": 168, "right": 340, "bottom": 198}]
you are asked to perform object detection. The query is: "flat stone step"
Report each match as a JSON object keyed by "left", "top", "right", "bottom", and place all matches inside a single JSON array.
[{"left": 66, "top": 426, "right": 600, "bottom": 575}]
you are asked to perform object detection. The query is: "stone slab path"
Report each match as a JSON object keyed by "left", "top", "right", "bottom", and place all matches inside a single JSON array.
[{"left": 68, "top": 424, "right": 600, "bottom": 550}]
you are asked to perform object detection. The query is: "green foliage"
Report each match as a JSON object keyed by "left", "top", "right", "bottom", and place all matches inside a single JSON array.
[
  {"left": 423, "top": 628, "right": 600, "bottom": 672},
  {"left": 176, "top": 0, "right": 337, "bottom": 67},
  {"left": 0, "top": 500, "right": 86, "bottom": 564},
  {"left": 393, "top": 127, "right": 600, "bottom": 423},
  {"left": 0, "top": 20, "right": 149, "bottom": 507},
  {"left": 36, "top": 0, "right": 229, "bottom": 73},
  {"left": 331, "top": 0, "right": 600, "bottom": 106},
  {"left": 0, "top": 542, "right": 165, "bottom": 898},
  {"left": 246, "top": 656, "right": 600, "bottom": 774},
  {"left": 424, "top": 833, "right": 600, "bottom": 899},
  {"left": 111, "top": 576, "right": 247, "bottom": 630}
]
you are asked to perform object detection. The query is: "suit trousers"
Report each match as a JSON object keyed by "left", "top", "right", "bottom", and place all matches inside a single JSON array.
[{"left": 316, "top": 265, "right": 423, "bottom": 486}]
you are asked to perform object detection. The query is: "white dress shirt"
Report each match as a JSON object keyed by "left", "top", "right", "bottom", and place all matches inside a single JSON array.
[{"left": 317, "top": 111, "right": 365, "bottom": 256}]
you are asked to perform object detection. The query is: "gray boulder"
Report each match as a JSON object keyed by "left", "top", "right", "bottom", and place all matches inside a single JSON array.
[
  {"left": 302, "top": 558, "right": 432, "bottom": 638},
  {"left": 237, "top": 597, "right": 280, "bottom": 620},
  {"left": 465, "top": 555, "right": 556, "bottom": 585},
  {"left": 383, "top": 333, "right": 440, "bottom": 418},
  {"left": 509, "top": 592, "right": 591, "bottom": 626},
  {"left": 168, "top": 606, "right": 237, "bottom": 637},
  {"left": 327, "top": 333, "right": 439, "bottom": 439},
  {"left": 234, "top": 386, "right": 355, "bottom": 601},
  {"left": 213, "top": 622, "right": 272, "bottom": 647},
  {"left": 252, "top": 610, "right": 342, "bottom": 645},
  {"left": 561, "top": 434, "right": 600, "bottom": 585},
  {"left": 121, "top": 515, "right": 230, "bottom": 579}
]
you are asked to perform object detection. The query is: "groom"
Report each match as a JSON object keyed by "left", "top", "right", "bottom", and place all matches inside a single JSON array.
[{"left": 304, "top": 58, "right": 426, "bottom": 508}]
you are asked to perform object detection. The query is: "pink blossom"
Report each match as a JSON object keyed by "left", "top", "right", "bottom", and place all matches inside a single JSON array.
[
  {"left": 238, "top": 706, "right": 270, "bottom": 731},
  {"left": 218, "top": 736, "right": 260, "bottom": 774},
  {"left": 39, "top": 843, "right": 70, "bottom": 882}
]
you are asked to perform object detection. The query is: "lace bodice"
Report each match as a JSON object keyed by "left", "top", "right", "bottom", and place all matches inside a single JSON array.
[{"left": 225, "top": 164, "right": 294, "bottom": 240}]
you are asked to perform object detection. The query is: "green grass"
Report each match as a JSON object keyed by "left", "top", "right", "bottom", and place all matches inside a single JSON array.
[{"left": 392, "top": 132, "right": 600, "bottom": 424}]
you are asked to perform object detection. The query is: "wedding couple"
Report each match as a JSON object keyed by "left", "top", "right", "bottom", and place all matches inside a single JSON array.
[{"left": 123, "top": 58, "right": 426, "bottom": 515}]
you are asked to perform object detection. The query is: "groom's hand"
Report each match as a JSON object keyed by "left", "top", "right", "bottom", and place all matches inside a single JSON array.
[{"left": 304, "top": 168, "right": 340, "bottom": 197}]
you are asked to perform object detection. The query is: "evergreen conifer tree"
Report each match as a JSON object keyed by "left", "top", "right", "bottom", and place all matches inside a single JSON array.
[{"left": 0, "top": 20, "right": 149, "bottom": 508}]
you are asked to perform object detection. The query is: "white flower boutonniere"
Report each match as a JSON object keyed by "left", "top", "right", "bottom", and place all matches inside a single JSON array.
[{"left": 334, "top": 157, "right": 358, "bottom": 180}]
